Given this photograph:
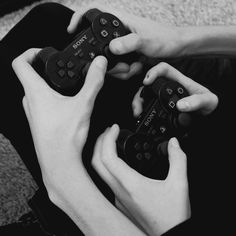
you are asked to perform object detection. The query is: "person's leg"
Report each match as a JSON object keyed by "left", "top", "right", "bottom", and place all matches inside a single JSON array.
[
  {"left": 0, "top": 2, "right": 75, "bottom": 188},
  {"left": 0, "top": 3, "right": 86, "bottom": 235},
  {"left": 168, "top": 55, "right": 235, "bottom": 232}
]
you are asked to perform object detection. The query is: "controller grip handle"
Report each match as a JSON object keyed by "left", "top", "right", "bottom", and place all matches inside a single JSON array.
[
  {"left": 33, "top": 47, "right": 57, "bottom": 75},
  {"left": 116, "top": 129, "right": 133, "bottom": 156},
  {"left": 156, "top": 141, "right": 168, "bottom": 157},
  {"left": 36, "top": 47, "right": 57, "bottom": 64},
  {"left": 174, "top": 112, "right": 192, "bottom": 129}
]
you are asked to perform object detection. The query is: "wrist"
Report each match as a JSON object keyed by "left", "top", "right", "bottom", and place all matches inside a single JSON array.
[
  {"left": 35, "top": 139, "right": 85, "bottom": 190},
  {"left": 43, "top": 158, "right": 87, "bottom": 204},
  {"left": 178, "top": 26, "right": 208, "bottom": 56},
  {"left": 150, "top": 26, "right": 189, "bottom": 58},
  {"left": 172, "top": 27, "right": 189, "bottom": 57},
  {"left": 175, "top": 27, "right": 195, "bottom": 57}
]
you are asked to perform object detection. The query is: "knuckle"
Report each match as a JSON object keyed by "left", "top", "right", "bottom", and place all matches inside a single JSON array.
[
  {"left": 158, "top": 61, "right": 170, "bottom": 72},
  {"left": 22, "top": 97, "right": 26, "bottom": 110},
  {"left": 91, "top": 156, "right": 98, "bottom": 169},
  {"left": 22, "top": 96, "right": 26, "bottom": 105},
  {"left": 125, "top": 178, "right": 144, "bottom": 202},
  {"left": 179, "top": 151, "right": 187, "bottom": 163},
  {"left": 12, "top": 57, "right": 20, "bottom": 68},
  {"left": 212, "top": 93, "right": 219, "bottom": 105},
  {"left": 134, "top": 34, "right": 142, "bottom": 48},
  {"left": 116, "top": 73, "right": 129, "bottom": 80}
]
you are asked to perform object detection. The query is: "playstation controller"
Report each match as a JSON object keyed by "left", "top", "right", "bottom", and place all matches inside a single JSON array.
[
  {"left": 33, "top": 8, "right": 135, "bottom": 96},
  {"left": 117, "top": 77, "right": 193, "bottom": 179}
]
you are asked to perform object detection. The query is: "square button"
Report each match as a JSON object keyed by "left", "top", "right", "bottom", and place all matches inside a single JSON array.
[
  {"left": 168, "top": 100, "right": 176, "bottom": 109},
  {"left": 100, "top": 29, "right": 109, "bottom": 38}
]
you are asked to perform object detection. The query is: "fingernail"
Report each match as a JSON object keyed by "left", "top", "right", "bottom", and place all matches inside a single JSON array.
[
  {"left": 111, "top": 124, "right": 120, "bottom": 135},
  {"left": 112, "top": 123, "right": 119, "bottom": 130},
  {"left": 177, "top": 100, "right": 190, "bottom": 110},
  {"left": 95, "top": 56, "right": 107, "bottom": 69},
  {"left": 144, "top": 73, "right": 150, "bottom": 82},
  {"left": 170, "top": 137, "right": 179, "bottom": 148}
]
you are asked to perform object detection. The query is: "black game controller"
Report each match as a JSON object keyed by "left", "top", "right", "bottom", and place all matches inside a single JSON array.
[
  {"left": 117, "top": 77, "right": 192, "bottom": 179},
  {"left": 33, "top": 8, "right": 135, "bottom": 96}
]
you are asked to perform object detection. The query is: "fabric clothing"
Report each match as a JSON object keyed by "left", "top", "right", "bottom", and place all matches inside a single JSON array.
[{"left": 0, "top": 2, "right": 234, "bottom": 235}]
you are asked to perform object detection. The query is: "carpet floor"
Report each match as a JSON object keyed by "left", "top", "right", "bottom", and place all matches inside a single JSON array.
[{"left": 1, "top": 0, "right": 236, "bottom": 226}]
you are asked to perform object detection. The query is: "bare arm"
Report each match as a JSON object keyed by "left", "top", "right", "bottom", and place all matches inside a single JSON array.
[
  {"left": 179, "top": 26, "right": 236, "bottom": 57},
  {"left": 12, "top": 50, "right": 146, "bottom": 236},
  {"left": 48, "top": 158, "right": 146, "bottom": 236}
]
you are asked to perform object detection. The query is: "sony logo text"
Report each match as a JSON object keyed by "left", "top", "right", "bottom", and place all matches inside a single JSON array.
[
  {"left": 73, "top": 35, "right": 87, "bottom": 49},
  {"left": 144, "top": 109, "right": 157, "bottom": 127}
]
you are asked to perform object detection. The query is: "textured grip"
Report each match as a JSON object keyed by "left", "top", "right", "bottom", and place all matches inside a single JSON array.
[
  {"left": 84, "top": 8, "right": 102, "bottom": 23},
  {"left": 36, "top": 47, "right": 57, "bottom": 64},
  {"left": 33, "top": 47, "right": 57, "bottom": 77}
]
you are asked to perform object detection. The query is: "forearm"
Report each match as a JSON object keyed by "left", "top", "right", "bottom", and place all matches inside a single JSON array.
[
  {"left": 44, "top": 158, "right": 145, "bottom": 236},
  {"left": 179, "top": 25, "right": 236, "bottom": 56}
]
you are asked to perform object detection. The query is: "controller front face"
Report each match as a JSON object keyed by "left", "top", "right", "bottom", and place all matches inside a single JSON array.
[
  {"left": 33, "top": 8, "right": 133, "bottom": 96},
  {"left": 117, "top": 77, "right": 192, "bottom": 179}
]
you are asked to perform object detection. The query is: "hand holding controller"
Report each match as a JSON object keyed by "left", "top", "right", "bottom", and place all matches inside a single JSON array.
[
  {"left": 33, "top": 8, "right": 135, "bottom": 96},
  {"left": 117, "top": 77, "right": 192, "bottom": 179}
]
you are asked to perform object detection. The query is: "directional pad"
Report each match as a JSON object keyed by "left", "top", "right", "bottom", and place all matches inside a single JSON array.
[
  {"left": 58, "top": 69, "right": 66, "bottom": 78},
  {"left": 116, "top": 77, "right": 191, "bottom": 180},
  {"left": 67, "top": 70, "right": 75, "bottom": 79},
  {"left": 57, "top": 60, "right": 65, "bottom": 68},
  {"left": 67, "top": 61, "right": 74, "bottom": 69},
  {"left": 132, "top": 140, "right": 152, "bottom": 162}
]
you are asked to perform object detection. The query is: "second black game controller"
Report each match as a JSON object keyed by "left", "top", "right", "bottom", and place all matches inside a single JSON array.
[
  {"left": 117, "top": 77, "right": 193, "bottom": 179},
  {"left": 33, "top": 8, "right": 135, "bottom": 96}
]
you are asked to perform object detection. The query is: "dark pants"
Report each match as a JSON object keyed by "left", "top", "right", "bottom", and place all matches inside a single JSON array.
[{"left": 0, "top": 2, "right": 234, "bottom": 235}]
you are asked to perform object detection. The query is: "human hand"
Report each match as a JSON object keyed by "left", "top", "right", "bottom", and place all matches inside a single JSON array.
[
  {"left": 67, "top": 4, "right": 183, "bottom": 79},
  {"left": 12, "top": 49, "right": 107, "bottom": 188},
  {"left": 92, "top": 124, "right": 191, "bottom": 236},
  {"left": 132, "top": 62, "right": 219, "bottom": 117}
]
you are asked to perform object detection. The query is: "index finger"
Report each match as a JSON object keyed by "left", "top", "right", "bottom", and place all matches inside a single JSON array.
[
  {"left": 12, "top": 48, "right": 44, "bottom": 92},
  {"left": 144, "top": 62, "right": 209, "bottom": 95},
  {"left": 101, "top": 124, "right": 144, "bottom": 190},
  {"left": 67, "top": 5, "right": 130, "bottom": 34}
]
